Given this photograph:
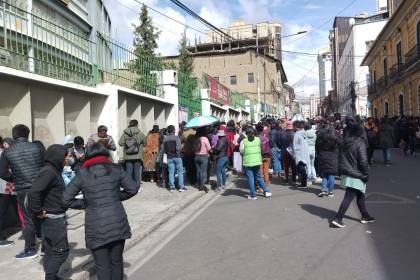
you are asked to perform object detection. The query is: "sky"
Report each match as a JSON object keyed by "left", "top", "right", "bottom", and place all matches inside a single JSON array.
[{"left": 102, "top": 0, "right": 377, "bottom": 98}]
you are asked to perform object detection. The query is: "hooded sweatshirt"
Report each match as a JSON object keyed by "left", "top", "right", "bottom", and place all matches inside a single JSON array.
[
  {"left": 118, "top": 126, "right": 147, "bottom": 161},
  {"left": 293, "top": 129, "right": 310, "bottom": 165},
  {"left": 305, "top": 127, "right": 317, "bottom": 153},
  {"left": 28, "top": 144, "right": 83, "bottom": 216}
]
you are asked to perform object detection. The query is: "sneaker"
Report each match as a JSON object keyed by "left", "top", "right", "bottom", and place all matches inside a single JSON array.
[
  {"left": 178, "top": 188, "right": 185, "bottom": 192},
  {"left": 328, "top": 192, "right": 335, "bottom": 198},
  {"left": 264, "top": 192, "right": 272, "bottom": 198},
  {"left": 331, "top": 219, "right": 346, "bottom": 228},
  {"left": 169, "top": 189, "right": 175, "bottom": 193},
  {"left": 318, "top": 191, "right": 328, "bottom": 197},
  {"left": 360, "top": 217, "right": 376, "bottom": 224},
  {"left": 215, "top": 187, "right": 221, "bottom": 192},
  {"left": 15, "top": 250, "right": 38, "bottom": 260},
  {"left": 307, "top": 181, "right": 313, "bottom": 186},
  {"left": 247, "top": 195, "right": 257, "bottom": 200},
  {"left": 0, "top": 240, "right": 14, "bottom": 247}
]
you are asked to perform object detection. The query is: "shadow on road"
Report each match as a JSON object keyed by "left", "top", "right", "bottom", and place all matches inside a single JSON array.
[{"left": 299, "top": 204, "right": 360, "bottom": 223}]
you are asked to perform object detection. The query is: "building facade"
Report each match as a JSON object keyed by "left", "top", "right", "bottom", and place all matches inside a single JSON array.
[
  {"left": 0, "top": 0, "right": 178, "bottom": 158},
  {"left": 164, "top": 47, "right": 288, "bottom": 118},
  {"left": 363, "top": 0, "right": 420, "bottom": 117},
  {"left": 318, "top": 47, "right": 332, "bottom": 98},
  {"left": 337, "top": 15, "right": 388, "bottom": 116}
]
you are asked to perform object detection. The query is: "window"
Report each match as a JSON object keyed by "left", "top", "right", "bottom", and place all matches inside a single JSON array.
[
  {"left": 230, "top": 75, "right": 237, "bottom": 85},
  {"left": 399, "top": 94, "right": 404, "bottom": 116},
  {"left": 383, "top": 58, "right": 388, "bottom": 84},
  {"left": 396, "top": 42, "right": 402, "bottom": 68},
  {"left": 385, "top": 102, "right": 389, "bottom": 116},
  {"left": 248, "top": 73, "right": 254, "bottom": 83}
]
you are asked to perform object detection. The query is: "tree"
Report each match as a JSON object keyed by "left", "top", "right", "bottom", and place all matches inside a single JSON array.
[
  {"left": 178, "top": 29, "right": 194, "bottom": 75},
  {"left": 177, "top": 29, "right": 197, "bottom": 98},
  {"left": 130, "top": 4, "right": 161, "bottom": 94},
  {"left": 132, "top": 4, "right": 160, "bottom": 58}
]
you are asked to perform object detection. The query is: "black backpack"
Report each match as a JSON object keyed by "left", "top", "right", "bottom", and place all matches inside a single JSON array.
[{"left": 124, "top": 131, "right": 139, "bottom": 155}]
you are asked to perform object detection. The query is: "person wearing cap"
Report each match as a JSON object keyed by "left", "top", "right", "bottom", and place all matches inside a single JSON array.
[
  {"left": 213, "top": 130, "right": 228, "bottom": 192},
  {"left": 162, "top": 125, "right": 185, "bottom": 192},
  {"left": 87, "top": 125, "right": 117, "bottom": 152},
  {"left": 63, "top": 143, "right": 138, "bottom": 280},
  {"left": 239, "top": 128, "right": 272, "bottom": 200}
]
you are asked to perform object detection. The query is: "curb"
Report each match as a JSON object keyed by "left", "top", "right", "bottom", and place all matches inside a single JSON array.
[{"left": 62, "top": 190, "right": 206, "bottom": 280}]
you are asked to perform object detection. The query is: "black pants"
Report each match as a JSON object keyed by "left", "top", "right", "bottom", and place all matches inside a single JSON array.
[
  {"left": 0, "top": 194, "right": 18, "bottom": 240},
  {"left": 42, "top": 217, "right": 69, "bottom": 280},
  {"left": 367, "top": 146, "right": 375, "bottom": 165},
  {"left": 91, "top": 240, "right": 125, "bottom": 280},
  {"left": 336, "top": 187, "right": 370, "bottom": 221},
  {"left": 282, "top": 153, "right": 296, "bottom": 181},
  {"left": 183, "top": 155, "right": 196, "bottom": 185},
  {"left": 16, "top": 191, "right": 36, "bottom": 251},
  {"left": 296, "top": 161, "right": 307, "bottom": 187}
]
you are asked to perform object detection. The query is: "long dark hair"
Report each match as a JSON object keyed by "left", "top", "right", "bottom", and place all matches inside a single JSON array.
[{"left": 316, "top": 126, "right": 340, "bottom": 151}]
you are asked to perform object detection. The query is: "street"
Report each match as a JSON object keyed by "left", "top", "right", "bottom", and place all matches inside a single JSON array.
[{"left": 130, "top": 150, "right": 420, "bottom": 280}]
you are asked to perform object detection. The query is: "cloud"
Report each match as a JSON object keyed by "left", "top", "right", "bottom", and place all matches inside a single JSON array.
[{"left": 303, "top": 4, "right": 321, "bottom": 10}]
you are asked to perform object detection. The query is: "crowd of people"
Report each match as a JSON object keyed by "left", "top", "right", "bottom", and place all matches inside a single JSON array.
[{"left": 0, "top": 113, "right": 419, "bottom": 280}]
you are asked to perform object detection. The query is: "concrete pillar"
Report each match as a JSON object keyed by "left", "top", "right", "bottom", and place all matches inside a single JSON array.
[
  {"left": 117, "top": 94, "right": 127, "bottom": 159},
  {"left": 64, "top": 93, "right": 90, "bottom": 138},
  {"left": 201, "top": 89, "right": 211, "bottom": 116},
  {"left": 161, "top": 71, "right": 179, "bottom": 131},
  {"left": 141, "top": 101, "right": 154, "bottom": 133},
  {"left": 154, "top": 103, "right": 166, "bottom": 129},
  {"left": 47, "top": 96, "right": 65, "bottom": 145},
  {"left": 9, "top": 87, "right": 32, "bottom": 139}
]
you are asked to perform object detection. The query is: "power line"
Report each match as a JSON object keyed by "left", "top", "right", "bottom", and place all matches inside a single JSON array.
[{"left": 168, "top": 0, "right": 235, "bottom": 41}]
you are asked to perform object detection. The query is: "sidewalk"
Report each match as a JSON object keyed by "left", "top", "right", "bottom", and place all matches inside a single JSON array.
[{"left": 0, "top": 182, "right": 205, "bottom": 280}]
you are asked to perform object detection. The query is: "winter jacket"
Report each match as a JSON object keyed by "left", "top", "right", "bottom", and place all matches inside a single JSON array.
[
  {"left": 162, "top": 133, "right": 181, "bottom": 159},
  {"left": 377, "top": 124, "right": 395, "bottom": 149},
  {"left": 339, "top": 137, "right": 369, "bottom": 182},
  {"left": 305, "top": 128, "right": 317, "bottom": 153},
  {"left": 280, "top": 130, "right": 294, "bottom": 155},
  {"left": 118, "top": 127, "right": 146, "bottom": 161},
  {"left": 0, "top": 138, "right": 44, "bottom": 192},
  {"left": 315, "top": 131, "right": 340, "bottom": 176},
  {"left": 214, "top": 136, "right": 228, "bottom": 158},
  {"left": 28, "top": 145, "right": 83, "bottom": 216},
  {"left": 293, "top": 130, "right": 310, "bottom": 165},
  {"left": 269, "top": 129, "right": 282, "bottom": 149},
  {"left": 63, "top": 161, "right": 138, "bottom": 249}
]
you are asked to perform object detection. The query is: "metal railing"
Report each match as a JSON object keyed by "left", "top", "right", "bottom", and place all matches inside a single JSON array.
[
  {"left": 405, "top": 45, "right": 419, "bottom": 70},
  {"left": 0, "top": 1, "right": 93, "bottom": 85},
  {"left": 0, "top": 1, "right": 168, "bottom": 97},
  {"left": 178, "top": 71, "right": 202, "bottom": 119}
]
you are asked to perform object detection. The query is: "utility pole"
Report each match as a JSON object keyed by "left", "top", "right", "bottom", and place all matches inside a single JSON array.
[{"left": 256, "top": 27, "right": 261, "bottom": 121}]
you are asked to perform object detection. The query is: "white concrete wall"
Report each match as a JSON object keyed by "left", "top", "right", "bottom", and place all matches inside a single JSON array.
[{"left": 0, "top": 70, "right": 177, "bottom": 161}]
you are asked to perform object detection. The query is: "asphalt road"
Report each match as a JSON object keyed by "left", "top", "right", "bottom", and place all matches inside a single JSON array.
[{"left": 131, "top": 150, "right": 420, "bottom": 280}]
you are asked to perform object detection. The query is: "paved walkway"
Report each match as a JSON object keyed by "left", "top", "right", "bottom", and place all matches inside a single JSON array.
[
  {"left": 131, "top": 149, "right": 420, "bottom": 280},
  {"left": 0, "top": 182, "right": 205, "bottom": 280}
]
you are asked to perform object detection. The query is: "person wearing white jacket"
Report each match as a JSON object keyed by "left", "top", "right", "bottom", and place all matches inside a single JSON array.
[
  {"left": 293, "top": 121, "right": 310, "bottom": 188},
  {"left": 305, "top": 123, "right": 317, "bottom": 185}
]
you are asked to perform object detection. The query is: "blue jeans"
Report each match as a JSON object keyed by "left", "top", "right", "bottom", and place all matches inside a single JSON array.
[
  {"left": 321, "top": 174, "right": 335, "bottom": 193},
  {"left": 244, "top": 166, "right": 270, "bottom": 198},
  {"left": 308, "top": 151, "right": 316, "bottom": 180},
  {"left": 168, "top": 157, "right": 184, "bottom": 189},
  {"left": 271, "top": 147, "right": 282, "bottom": 174},
  {"left": 216, "top": 156, "right": 228, "bottom": 188},
  {"left": 382, "top": 148, "right": 391, "bottom": 164},
  {"left": 125, "top": 160, "right": 142, "bottom": 186},
  {"left": 195, "top": 155, "right": 209, "bottom": 189}
]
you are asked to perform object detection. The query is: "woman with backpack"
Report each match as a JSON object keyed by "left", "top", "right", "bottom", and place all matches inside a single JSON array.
[{"left": 194, "top": 127, "right": 212, "bottom": 193}]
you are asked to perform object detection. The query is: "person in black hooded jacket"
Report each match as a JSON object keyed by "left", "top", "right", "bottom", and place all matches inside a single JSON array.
[
  {"left": 331, "top": 124, "right": 375, "bottom": 228},
  {"left": 28, "top": 144, "right": 84, "bottom": 280},
  {"left": 63, "top": 143, "right": 138, "bottom": 280}
]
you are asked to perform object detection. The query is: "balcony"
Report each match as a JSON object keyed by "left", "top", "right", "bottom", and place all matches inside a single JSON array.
[
  {"left": 389, "top": 63, "right": 405, "bottom": 82},
  {"left": 368, "top": 76, "right": 387, "bottom": 98},
  {"left": 405, "top": 45, "right": 420, "bottom": 71}
]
